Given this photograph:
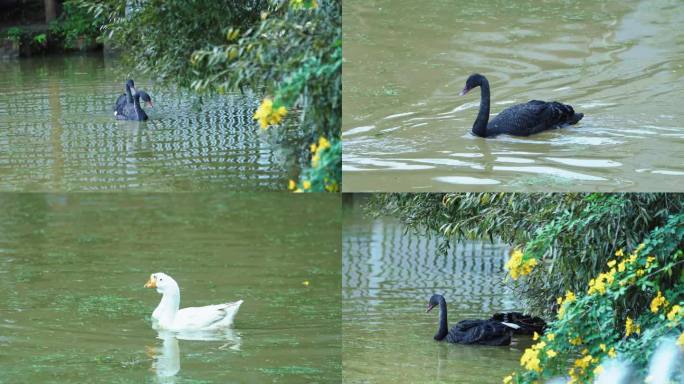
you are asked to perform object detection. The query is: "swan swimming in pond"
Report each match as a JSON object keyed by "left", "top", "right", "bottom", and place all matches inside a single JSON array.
[
  {"left": 459, "top": 73, "right": 583, "bottom": 137},
  {"left": 426, "top": 294, "right": 546, "bottom": 346},
  {"left": 114, "top": 79, "right": 153, "bottom": 120},
  {"left": 144, "top": 272, "right": 243, "bottom": 331}
]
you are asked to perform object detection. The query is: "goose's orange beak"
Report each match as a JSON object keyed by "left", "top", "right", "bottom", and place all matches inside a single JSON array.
[{"left": 144, "top": 275, "right": 156, "bottom": 288}]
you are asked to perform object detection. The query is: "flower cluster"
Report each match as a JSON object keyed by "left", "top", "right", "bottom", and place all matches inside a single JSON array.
[
  {"left": 649, "top": 290, "right": 669, "bottom": 313},
  {"left": 289, "top": 136, "right": 340, "bottom": 192},
  {"left": 505, "top": 249, "right": 538, "bottom": 280},
  {"left": 624, "top": 316, "right": 640, "bottom": 337},
  {"left": 290, "top": 0, "right": 318, "bottom": 10},
  {"left": 519, "top": 340, "right": 545, "bottom": 372},
  {"left": 504, "top": 236, "right": 684, "bottom": 384},
  {"left": 556, "top": 290, "right": 576, "bottom": 319},
  {"left": 310, "top": 136, "right": 331, "bottom": 168},
  {"left": 253, "top": 98, "right": 287, "bottom": 129}
]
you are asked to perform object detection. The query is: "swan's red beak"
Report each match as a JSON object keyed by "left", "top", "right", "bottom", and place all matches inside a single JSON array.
[
  {"left": 459, "top": 87, "right": 470, "bottom": 96},
  {"left": 426, "top": 303, "right": 437, "bottom": 313}
]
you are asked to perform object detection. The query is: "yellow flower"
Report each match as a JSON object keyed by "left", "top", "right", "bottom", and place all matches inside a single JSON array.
[
  {"left": 288, "top": 179, "right": 296, "bottom": 190},
  {"left": 546, "top": 349, "right": 557, "bottom": 358},
  {"left": 667, "top": 305, "right": 682, "bottom": 321},
  {"left": 636, "top": 269, "right": 645, "bottom": 277},
  {"left": 310, "top": 136, "right": 332, "bottom": 168},
  {"left": 650, "top": 291, "right": 668, "bottom": 313},
  {"left": 607, "top": 260, "right": 616, "bottom": 268},
  {"left": 677, "top": 333, "right": 684, "bottom": 348},
  {"left": 302, "top": 180, "right": 311, "bottom": 190},
  {"left": 599, "top": 343, "right": 607, "bottom": 352},
  {"left": 506, "top": 250, "right": 538, "bottom": 280},
  {"left": 645, "top": 256, "right": 656, "bottom": 267},
  {"left": 570, "top": 336, "right": 583, "bottom": 345},
  {"left": 502, "top": 374, "right": 514, "bottom": 384},
  {"left": 253, "top": 98, "right": 273, "bottom": 129},
  {"left": 565, "top": 291, "right": 576, "bottom": 303},
  {"left": 594, "top": 365, "right": 604, "bottom": 376},
  {"left": 253, "top": 98, "right": 287, "bottom": 129},
  {"left": 533, "top": 332, "right": 539, "bottom": 341},
  {"left": 318, "top": 136, "right": 331, "bottom": 150},
  {"left": 290, "top": 0, "right": 318, "bottom": 9},
  {"left": 574, "top": 355, "right": 592, "bottom": 369},
  {"left": 547, "top": 333, "right": 555, "bottom": 341},
  {"left": 608, "top": 347, "right": 617, "bottom": 358},
  {"left": 617, "top": 260, "right": 627, "bottom": 272},
  {"left": 625, "top": 317, "right": 640, "bottom": 337},
  {"left": 615, "top": 248, "right": 624, "bottom": 257},
  {"left": 520, "top": 346, "right": 541, "bottom": 372}
]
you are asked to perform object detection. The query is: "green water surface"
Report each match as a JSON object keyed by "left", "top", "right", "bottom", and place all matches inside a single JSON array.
[{"left": 0, "top": 193, "right": 340, "bottom": 383}]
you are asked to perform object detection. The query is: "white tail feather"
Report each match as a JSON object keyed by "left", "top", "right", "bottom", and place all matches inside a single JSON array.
[{"left": 501, "top": 321, "right": 521, "bottom": 329}]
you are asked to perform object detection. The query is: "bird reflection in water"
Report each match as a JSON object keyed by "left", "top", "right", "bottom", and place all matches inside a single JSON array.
[{"left": 147, "top": 329, "right": 241, "bottom": 382}]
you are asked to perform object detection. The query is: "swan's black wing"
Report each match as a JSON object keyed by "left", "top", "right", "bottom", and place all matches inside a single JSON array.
[
  {"left": 490, "top": 312, "right": 546, "bottom": 335},
  {"left": 114, "top": 95, "right": 142, "bottom": 120},
  {"left": 487, "top": 100, "right": 582, "bottom": 136},
  {"left": 447, "top": 320, "right": 512, "bottom": 346},
  {"left": 114, "top": 93, "right": 126, "bottom": 113}
]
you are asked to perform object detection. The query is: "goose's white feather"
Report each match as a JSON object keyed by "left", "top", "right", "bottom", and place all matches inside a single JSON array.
[{"left": 145, "top": 272, "right": 243, "bottom": 331}]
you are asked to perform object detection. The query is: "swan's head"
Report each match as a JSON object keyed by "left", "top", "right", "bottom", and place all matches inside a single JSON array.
[
  {"left": 426, "top": 294, "right": 445, "bottom": 313},
  {"left": 135, "top": 91, "right": 154, "bottom": 108},
  {"left": 145, "top": 272, "right": 178, "bottom": 294},
  {"left": 459, "top": 73, "right": 486, "bottom": 96},
  {"left": 126, "top": 79, "right": 137, "bottom": 95}
]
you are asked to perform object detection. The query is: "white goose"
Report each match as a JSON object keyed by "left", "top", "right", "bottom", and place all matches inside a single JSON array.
[{"left": 144, "top": 272, "right": 243, "bottom": 331}]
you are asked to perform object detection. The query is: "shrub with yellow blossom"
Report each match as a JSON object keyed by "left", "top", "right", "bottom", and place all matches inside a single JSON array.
[
  {"left": 289, "top": 136, "right": 340, "bottom": 192},
  {"left": 191, "top": 0, "right": 341, "bottom": 191},
  {"left": 503, "top": 213, "right": 684, "bottom": 384},
  {"left": 253, "top": 98, "right": 288, "bottom": 129},
  {"left": 505, "top": 249, "right": 538, "bottom": 280}
]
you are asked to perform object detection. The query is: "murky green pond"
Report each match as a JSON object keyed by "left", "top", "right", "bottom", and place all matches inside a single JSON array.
[
  {"left": 343, "top": 0, "right": 684, "bottom": 191},
  {"left": 342, "top": 197, "right": 533, "bottom": 383},
  {"left": 0, "top": 54, "right": 287, "bottom": 191},
  {"left": 0, "top": 193, "right": 340, "bottom": 383}
]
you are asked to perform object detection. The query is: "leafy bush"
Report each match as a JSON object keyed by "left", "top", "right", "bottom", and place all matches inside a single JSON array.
[
  {"left": 49, "top": 1, "right": 103, "bottom": 49},
  {"left": 368, "top": 193, "right": 684, "bottom": 313},
  {"left": 505, "top": 214, "right": 684, "bottom": 383},
  {"left": 33, "top": 33, "right": 47, "bottom": 45},
  {"left": 187, "top": 0, "right": 341, "bottom": 190},
  {"left": 79, "top": 0, "right": 341, "bottom": 191},
  {"left": 289, "top": 136, "right": 341, "bottom": 192},
  {"left": 5, "top": 27, "right": 23, "bottom": 43}
]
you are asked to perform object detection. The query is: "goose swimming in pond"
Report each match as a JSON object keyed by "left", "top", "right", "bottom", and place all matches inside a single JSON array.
[
  {"left": 426, "top": 294, "right": 544, "bottom": 346},
  {"left": 144, "top": 272, "right": 243, "bottom": 331},
  {"left": 459, "top": 73, "right": 583, "bottom": 137}
]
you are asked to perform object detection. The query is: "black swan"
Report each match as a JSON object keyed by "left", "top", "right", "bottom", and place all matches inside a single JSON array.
[
  {"left": 114, "top": 79, "right": 136, "bottom": 117},
  {"left": 426, "top": 294, "right": 544, "bottom": 346},
  {"left": 116, "top": 91, "right": 152, "bottom": 121},
  {"left": 459, "top": 74, "right": 583, "bottom": 137}
]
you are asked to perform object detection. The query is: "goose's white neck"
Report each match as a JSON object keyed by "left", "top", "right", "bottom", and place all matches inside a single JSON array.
[{"left": 153, "top": 283, "right": 180, "bottom": 329}]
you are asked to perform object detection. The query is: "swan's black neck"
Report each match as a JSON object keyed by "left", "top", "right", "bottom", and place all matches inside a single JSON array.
[
  {"left": 434, "top": 296, "right": 449, "bottom": 341},
  {"left": 132, "top": 94, "right": 147, "bottom": 121},
  {"left": 125, "top": 84, "right": 134, "bottom": 104},
  {"left": 472, "top": 77, "right": 490, "bottom": 138}
]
